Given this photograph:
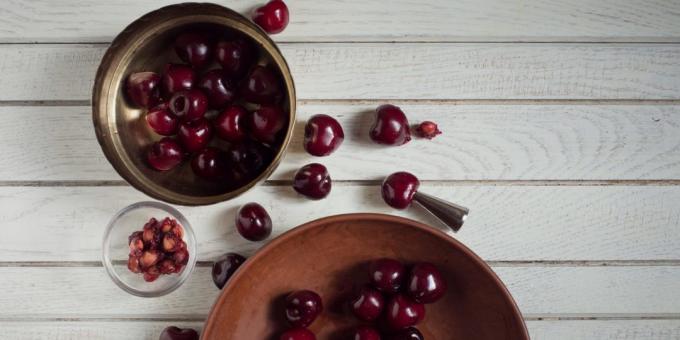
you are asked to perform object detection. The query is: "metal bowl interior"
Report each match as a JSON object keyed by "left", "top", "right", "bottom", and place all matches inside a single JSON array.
[
  {"left": 202, "top": 213, "right": 529, "bottom": 339},
  {"left": 92, "top": 3, "right": 296, "bottom": 206}
]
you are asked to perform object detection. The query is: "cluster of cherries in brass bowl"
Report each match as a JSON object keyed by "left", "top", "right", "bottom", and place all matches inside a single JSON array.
[
  {"left": 126, "top": 30, "right": 287, "bottom": 187},
  {"left": 275, "top": 258, "right": 446, "bottom": 340}
]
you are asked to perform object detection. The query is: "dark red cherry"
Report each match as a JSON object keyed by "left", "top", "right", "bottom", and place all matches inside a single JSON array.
[
  {"left": 253, "top": 0, "right": 289, "bottom": 34},
  {"left": 211, "top": 252, "right": 246, "bottom": 289},
  {"left": 226, "top": 142, "right": 274, "bottom": 181},
  {"left": 304, "top": 114, "right": 344, "bottom": 156},
  {"left": 381, "top": 172, "right": 420, "bottom": 209},
  {"left": 146, "top": 105, "right": 178, "bottom": 136},
  {"left": 169, "top": 89, "right": 208, "bottom": 121},
  {"left": 349, "top": 285, "right": 384, "bottom": 321},
  {"left": 285, "top": 290, "right": 323, "bottom": 328},
  {"left": 162, "top": 63, "right": 196, "bottom": 95},
  {"left": 191, "top": 147, "right": 228, "bottom": 180},
  {"left": 352, "top": 326, "right": 381, "bottom": 340},
  {"left": 407, "top": 262, "right": 447, "bottom": 304},
  {"left": 384, "top": 294, "right": 425, "bottom": 331},
  {"left": 236, "top": 202, "right": 272, "bottom": 241},
  {"left": 240, "top": 65, "right": 282, "bottom": 104},
  {"left": 159, "top": 326, "right": 199, "bottom": 340},
  {"left": 215, "top": 105, "right": 248, "bottom": 142},
  {"left": 279, "top": 327, "right": 316, "bottom": 340},
  {"left": 126, "top": 72, "right": 161, "bottom": 108},
  {"left": 198, "top": 69, "right": 236, "bottom": 109},
  {"left": 174, "top": 32, "right": 212, "bottom": 68},
  {"left": 178, "top": 118, "right": 213, "bottom": 153},
  {"left": 293, "top": 163, "right": 331, "bottom": 200},
  {"left": 370, "top": 104, "right": 411, "bottom": 146},
  {"left": 147, "top": 138, "right": 183, "bottom": 171},
  {"left": 249, "top": 105, "right": 286, "bottom": 144},
  {"left": 388, "top": 327, "right": 424, "bottom": 340},
  {"left": 369, "top": 258, "right": 405, "bottom": 294},
  {"left": 215, "top": 39, "right": 256, "bottom": 77},
  {"left": 415, "top": 121, "right": 441, "bottom": 139}
]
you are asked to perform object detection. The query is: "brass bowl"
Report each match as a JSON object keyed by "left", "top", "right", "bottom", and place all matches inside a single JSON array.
[{"left": 92, "top": 3, "right": 296, "bottom": 206}]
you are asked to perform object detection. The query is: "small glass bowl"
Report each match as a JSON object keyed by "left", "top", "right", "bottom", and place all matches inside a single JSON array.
[{"left": 102, "top": 201, "right": 197, "bottom": 297}]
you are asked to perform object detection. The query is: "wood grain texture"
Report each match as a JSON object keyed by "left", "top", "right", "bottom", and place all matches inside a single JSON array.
[
  {"left": 1, "top": 44, "right": 680, "bottom": 101},
  {"left": 1, "top": 185, "right": 678, "bottom": 262},
  {"left": 0, "top": 266, "right": 678, "bottom": 316},
  {"left": 1, "top": 0, "right": 680, "bottom": 43},
  {"left": 3, "top": 105, "right": 679, "bottom": 182},
  {"left": 1, "top": 320, "right": 679, "bottom": 340}
]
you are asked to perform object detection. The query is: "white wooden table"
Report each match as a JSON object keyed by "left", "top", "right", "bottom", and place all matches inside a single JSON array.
[{"left": 1, "top": 0, "right": 680, "bottom": 339}]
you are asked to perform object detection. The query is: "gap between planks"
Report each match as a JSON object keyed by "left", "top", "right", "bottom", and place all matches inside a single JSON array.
[
  {"left": 1, "top": 260, "right": 679, "bottom": 268},
  {"left": 2, "top": 99, "right": 680, "bottom": 107},
  {"left": 3, "top": 39, "right": 680, "bottom": 45},
  {"left": 1, "top": 180, "right": 680, "bottom": 187}
]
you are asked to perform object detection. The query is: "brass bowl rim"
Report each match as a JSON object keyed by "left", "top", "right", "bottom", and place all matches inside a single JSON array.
[{"left": 92, "top": 3, "right": 296, "bottom": 206}]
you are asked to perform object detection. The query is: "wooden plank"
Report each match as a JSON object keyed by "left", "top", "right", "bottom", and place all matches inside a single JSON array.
[
  {"left": 526, "top": 320, "right": 680, "bottom": 339},
  {"left": 0, "top": 185, "right": 678, "bottom": 262},
  {"left": 3, "top": 104, "right": 680, "bottom": 182},
  {"left": 1, "top": 0, "right": 680, "bottom": 43},
  {"left": 0, "top": 266, "right": 678, "bottom": 316},
  {"left": 1, "top": 44, "right": 680, "bottom": 101},
  {"left": 1, "top": 320, "right": 679, "bottom": 340}
]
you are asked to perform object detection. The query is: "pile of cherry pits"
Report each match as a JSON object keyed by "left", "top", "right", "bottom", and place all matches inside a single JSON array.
[{"left": 277, "top": 258, "right": 446, "bottom": 340}]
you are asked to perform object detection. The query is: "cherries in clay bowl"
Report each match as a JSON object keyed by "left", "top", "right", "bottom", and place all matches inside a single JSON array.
[
  {"left": 202, "top": 214, "right": 529, "bottom": 339},
  {"left": 92, "top": 3, "right": 295, "bottom": 205},
  {"left": 102, "top": 201, "right": 196, "bottom": 297}
]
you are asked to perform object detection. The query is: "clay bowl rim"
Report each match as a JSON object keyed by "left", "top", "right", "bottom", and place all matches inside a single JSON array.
[
  {"left": 202, "top": 213, "right": 529, "bottom": 339},
  {"left": 92, "top": 3, "right": 296, "bottom": 206}
]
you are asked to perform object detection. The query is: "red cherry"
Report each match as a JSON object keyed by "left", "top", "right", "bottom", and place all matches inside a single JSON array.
[
  {"left": 388, "top": 327, "right": 424, "bottom": 340},
  {"left": 174, "top": 32, "right": 212, "bottom": 68},
  {"left": 240, "top": 65, "right": 282, "bottom": 104},
  {"left": 370, "top": 105, "right": 412, "bottom": 146},
  {"left": 279, "top": 327, "right": 316, "bottom": 340},
  {"left": 162, "top": 63, "right": 196, "bottom": 95},
  {"left": 415, "top": 121, "right": 442, "bottom": 139},
  {"left": 215, "top": 39, "right": 257, "bottom": 77},
  {"left": 304, "top": 114, "right": 344, "bottom": 156},
  {"left": 293, "top": 163, "right": 331, "bottom": 200},
  {"left": 146, "top": 105, "right": 179, "bottom": 136},
  {"left": 284, "top": 290, "right": 323, "bottom": 328},
  {"left": 349, "top": 285, "right": 384, "bottom": 321},
  {"left": 384, "top": 294, "right": 425, "bottom": 330},
  {"left": 235, "top": 202, "right": 272, "bottom": 241},
  {"left": 191, "top": 147, "right": 228, "bottom": 180},
  {"left": 369, "top": 258, "right": 406, "bottom": 294},
  {"left": 198, "top": 69, "right": 236, "bottom": 109},
  {"left": 381, "top": 172, "right": 420, "bottom": 209},
  {"left": 212, "top": 253, "right": 246, "bottom": 289},
  {"left": 215, "top": 105, "right": 248, "bottom": 142},
  {"left": 159, "top": 326, "right": 199, "bottom": 340},
  {"left": 178, "top": 118, "right": 213, "bottom": 153},
  {"left": 253, "top": 0, "right": 289, "bottom": 34},
  {"left": 147, "top": 138, "right": 183, "bottom": 171},
  {"left": 407, "top": 262, "right": 447, "bottom": 304},
  {"left": 126, "top": 72, "right": 161, "bottom": 108},
  {"left": 169, "top": 89, "right": 208, "bottom": 121},
  {"left": 249, "top": 105, "right": 286, "bottom": 144},
  {"left": 352, "top": 326, "right": 381, "bottom": 340}
]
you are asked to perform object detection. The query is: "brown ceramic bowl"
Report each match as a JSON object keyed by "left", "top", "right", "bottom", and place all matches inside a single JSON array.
[
  {"left": 92, "top": 3, "right": 295, "bottom": 205},
  {"left": 203, "top": 213, "right": 529, "bottom": 339}
]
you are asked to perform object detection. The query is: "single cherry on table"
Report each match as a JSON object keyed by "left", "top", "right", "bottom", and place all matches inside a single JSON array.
[
  {"left": 284, "top": 289, "right": 323, "bottom": 328},
  {"left": 293, "top": 163, "right": 332, "bottom": 200},
  {"left": 304, "top": 114, "right": 344, "bottom": 156},
  {"left": 178, "top": 118, "right": 213, "bottom": 153},
  {"left": 147, "top": 138, "right": 184, "bottom": 171},
  {"left": 279, "top": 327, "right": 316, "bottom": 340},
  {"left": 174, "top": 32, "right": 212, "bottom": 68},
  {"left": 415, "top": 120, "right": 441, "bottom": 139},
  {"left": 159, "top": 326, "right": 199, "bottom": 340},
  {"left": 370, "top": 104, "right": 412, "bottom": 146},
  {"left": 236, "top": 202, "right": 273, "bottom": 241},
  {"left": 253, "top": 0, "right": 290, "bottom": 34},
  {"left": 126, "top": 71, "right": 161, "bottom": 108},
  {"left": 212, "top": 252, "right": 246, "bottom": 289},
  {"left": 369, "top": 258, "right": 406, "bottom": 294},
  {"left": 381, "top": 172, "right": 420, "bottom": 209}
]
